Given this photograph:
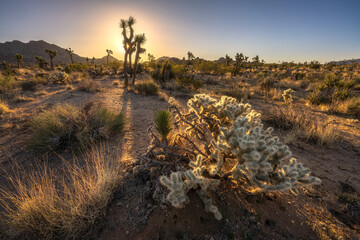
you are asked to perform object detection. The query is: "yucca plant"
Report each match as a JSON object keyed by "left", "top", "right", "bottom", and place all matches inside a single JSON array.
[{"left": 154, "top": 110, "right": 172, "bottom": 144}]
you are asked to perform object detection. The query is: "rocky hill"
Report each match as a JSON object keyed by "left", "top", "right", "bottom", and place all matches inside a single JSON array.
[{"left": 0, "top": 40, "right": 119, "bottom": 65}]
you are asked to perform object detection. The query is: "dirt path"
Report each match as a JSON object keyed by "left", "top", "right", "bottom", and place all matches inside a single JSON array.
[{"left": 97, "top": 79, "right": 170, "bottom": 164}]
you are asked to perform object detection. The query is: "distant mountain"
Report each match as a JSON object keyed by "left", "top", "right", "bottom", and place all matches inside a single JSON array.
[
  {"left": 0, "top": 40, "right": 119, "bottom": 65},
  {"left": 331, "top": 59, "right": 360, "bottom": 65},
  {"left": 156, "top": 56, "right": 183, "bottom": 64}
]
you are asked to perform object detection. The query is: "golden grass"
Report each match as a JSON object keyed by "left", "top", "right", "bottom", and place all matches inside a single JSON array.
[
  {"left": 77, "top": 79, "right": 100, "bottom": 93},
  {"left": 270, "top": 106, "right": 337, "bottom": 146},
  {"left": 0, "top": 147, "right": 123, "bottom": 239},
  {"left": 0, "top": 100, "right": 10, "bottom": 114},
  {"left": 322, "top": 97, "right": 360, "bottom": 117}
]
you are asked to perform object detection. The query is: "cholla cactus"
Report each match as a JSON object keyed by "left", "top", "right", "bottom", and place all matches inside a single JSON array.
[
  {"left": 159, "top": 94, "right": 320, "bottom": 220},
  {"left": 49, "top": 72, "right": 70, "bottom": 84},
  {"left": 282, "top": 88, "right": 295, "bottom": 105}
]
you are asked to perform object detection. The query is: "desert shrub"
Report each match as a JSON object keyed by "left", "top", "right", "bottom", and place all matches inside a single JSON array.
[
  {"left": 282, "top": 88, "right": 295, "bottom": 105},
  {"left": 220, "top": 88, "right": 244, "bottom": 100},
  {"left": 135, "top": 82, "right": 159, "bottom": 95},
  {"left": 0, "top": 147, "right": 122, "bottom": 239},
  {"left": 109, "top": 61, "right": 121, "bottom": 74},
  {"left": 0, "top": 75, "right": 16, "bottom": 93},
  {"left": 77, "top": 79, "right": 100, "bottom": 93},
  {"left": 194, "top": 61, "right": 218, "bottom": 74},
  {"left": 172, "top": 64, "right": 188, "bottom": 76},
  {"left": 154, "top": 110, "right": 173, "bottom": 143},
  {"left": 307, "top": 74, "right": 355, "bottom": 105},
  {"left": 0, "top": 100, "right": 10, "bottom": 114},
  {"left": 65, "top": 62, "right": 88, "bottom": 73},
  {"left": 49, "top": 72, "right": 71, "bottom": 84},
  {"left": 258, "top": 77, "right": 276, "bottom": 92},
  {"left": 151, "top": 63, "right": 176, "bottom": 84},
  {"left": 176, "top": 76, "right": 203, "bottom": 91},
  {"left": 20, "top": 80, "right": 38, "bottom": 91},
  {"left": 148, "top": 94, "right": 320, "bottom": 220},
  {"left": 28, "top": 103, "right": 125, "bottom": 151},
  {"left": 346, "top": 97, "right": 360, "bottom": 117},
  {"left": 294, "top": 72, "right": 306, "bottom": 80}
]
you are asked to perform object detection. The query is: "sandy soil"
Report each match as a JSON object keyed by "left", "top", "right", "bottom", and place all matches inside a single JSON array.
[{"left": 0, "top": 72, "right": 359, "bottom": 239}]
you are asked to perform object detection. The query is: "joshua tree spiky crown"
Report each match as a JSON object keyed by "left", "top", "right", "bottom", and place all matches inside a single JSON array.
[
  {"left": 106, "top": 49, "right": 113, "bottom": 64},
  {"left": 152, "top": 94, "right": 320, "bottom": 220},
  {"left": 45, "top": 49, "right": 57, "bottom": 70},
  {"left": 65, "top": 48, "right": 74, "bottom": 64},
  {"left": 187, "top": 51, "right": 194, "bottom": 61}
]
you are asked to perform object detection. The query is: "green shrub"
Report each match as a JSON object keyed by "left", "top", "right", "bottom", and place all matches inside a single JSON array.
[
  {"left": 28, "top": 103, "right": 125, "bottom": 151},
  {"left": 154, "top": 110, "right": 172, "bottom": 143},
  {"left": 347, "top": 98, "right": 360, "bottom": 117},
  {"left": 0, "top": 75, "right": 16, "bottom": 93},
  {"left": 176, "top": 76, "right": 203, "bottom": 91},
  {"left": 307, "top": 74, "right": 354, "bottom": 105},
  {"left": 135, "top": 82, "right": 159, "bottom": 95},
  {"left": 65, "top": 63, "right": 89, "bottom": 73}
]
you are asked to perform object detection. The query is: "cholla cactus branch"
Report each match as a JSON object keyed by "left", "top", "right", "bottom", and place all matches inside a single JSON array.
[{"left": 282, "top": 88, "right": 295, "bottom": 105}]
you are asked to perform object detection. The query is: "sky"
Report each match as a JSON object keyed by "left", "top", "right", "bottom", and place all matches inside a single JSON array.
[{"left": 0, "top": 0, "right": 359, "bottom": 63}]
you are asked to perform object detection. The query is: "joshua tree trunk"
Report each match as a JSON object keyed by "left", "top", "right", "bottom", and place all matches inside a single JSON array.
[
  {"left": 233, "top": 62, "right": 239, "bottom": 76},
  {"left": 70, "top": 56, "right": 73, "bottom": 64},
  {"left": 50, "top": 58, "right": 54, "bottom": 70},
  {"left": 124, "top": 51, "right": 129, "bottom": 88},
  {"left": 17, "top": 61, "right": 20, "bottom": 69},
  {"left": 129, "top": 52, "right": 133, "bottom": 77}
]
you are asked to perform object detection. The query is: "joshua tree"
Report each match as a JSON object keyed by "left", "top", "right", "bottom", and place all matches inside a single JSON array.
[
  {"left": 148, "top": 53, "right": 155, "bottom": 62},
  {"left": 45, "top": 49, "right": 57, "bottom": 70},
  {"left": 132, "top": 33, "right": 146, "bottom": 85},
  {"left": 15, "top": 53, "right": 23, "bottom": 69},
  {"left": 252, "top": 55, "right": 260, "bottom": 68},
  {"left": 65, "top": 48, "right": 74, "bottom": 64},
  {"left": 106, "top": 49, "right": 113, "bottom": 64},
  {"left": 233, "top": 53, "right": 245, "bottom": 76},
  {"left": 86, "top": 57, "right": 89, "bottom": 64},
  {"left": 120, "top": 16, "right": 136, "bottom": 88},
  {"left": 92, "top": 57, "right": 95, "bottom": 64},
  {"left": 187, "top": 51, "right": 194, "bottom": 61},
  {"left": 225, "top": 54, "right": 232, "bottom": 66},
  {"left": 34, "top": 56, "right": 48, "bottom": 69}
]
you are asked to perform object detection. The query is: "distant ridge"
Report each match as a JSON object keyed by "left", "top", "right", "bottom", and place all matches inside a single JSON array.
[
  {"left": 331, "top": 58, "right": 360, "bottom": 65},
  {"left": 0, "top": 40, "right": 119, "bottom": 65}
]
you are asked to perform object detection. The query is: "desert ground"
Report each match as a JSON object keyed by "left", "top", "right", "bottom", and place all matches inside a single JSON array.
[{"left": 0, "top": 59, "right": 359, "bottom": 240}]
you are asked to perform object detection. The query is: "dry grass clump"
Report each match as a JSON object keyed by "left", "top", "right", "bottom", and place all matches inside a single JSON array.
[
  {"left": 77, "top": 79, "right": 100, "bottom": 93},
  {"left": 220, "top": 88, "right": 244, "bottom": 101},
  {"left": 28, "top": 102, "right": 125, "bottom": 151},
  {"left": 135, "top": 81, "right": 159, "bottom": 95},
  {"left": 0, "top": 100, "right": 10, "bottom": 114},
  {"left": 0, "top": 148, "right": 123, "bottom": 239},
  {"left": 279, "top": 78, "right": 308, "bottom": 90},
  {"left": 269, "top": 106, "right": 337, "bottom": 146},
  {"left": 325, "top": 97, "right": 360, "bottom": 117}
]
